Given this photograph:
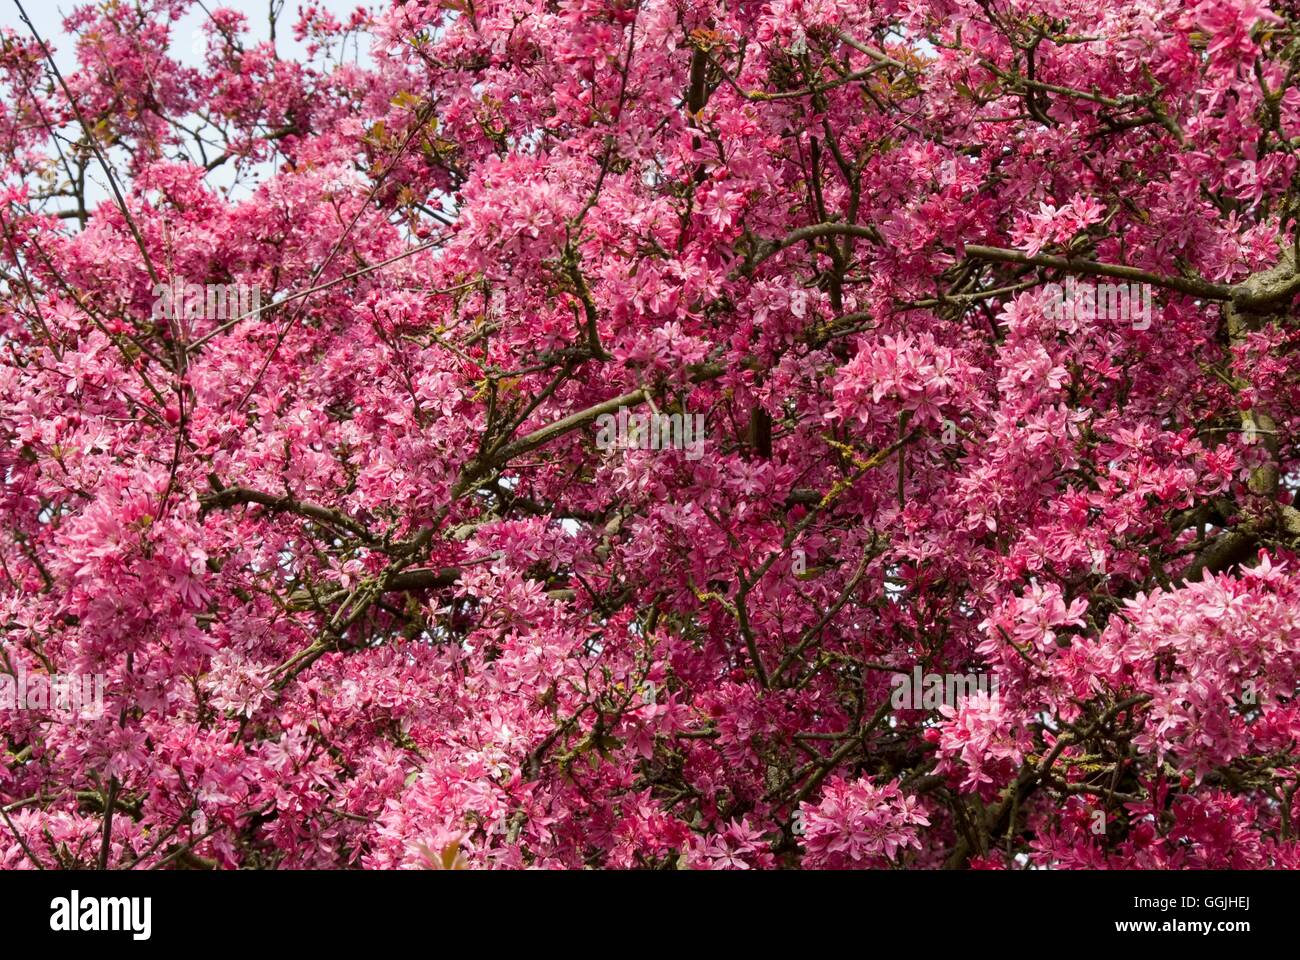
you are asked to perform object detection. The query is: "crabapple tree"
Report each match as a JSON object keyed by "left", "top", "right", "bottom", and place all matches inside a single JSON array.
[{"left": 2, "top": 0, "right": 1300, "bottom": 869}]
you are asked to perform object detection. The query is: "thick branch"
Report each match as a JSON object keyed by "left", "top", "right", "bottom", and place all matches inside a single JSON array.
[
  {"left": 749, "top": 223, "right": 883, "bottom": 272},
  {"left": 962, "top": 245, "right": 1231, "bottom": 301},
  {"left": 452, "top": 361, "right": 726, "bottom": 498},
  {"left": 201, "top": 484, "right": 378, "bottom": 544}
]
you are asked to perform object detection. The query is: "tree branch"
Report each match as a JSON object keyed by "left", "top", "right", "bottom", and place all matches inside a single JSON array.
[{"left": 962, "top": 244, "right": 1231, "bottom": 301}]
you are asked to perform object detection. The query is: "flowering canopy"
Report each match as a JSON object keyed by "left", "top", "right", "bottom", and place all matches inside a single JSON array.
[{"left": 2, "top": 0, "right": 1300, "bottom": 870}]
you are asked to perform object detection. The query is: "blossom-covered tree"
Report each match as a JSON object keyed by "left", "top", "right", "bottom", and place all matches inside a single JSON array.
[{"left": 2, "top": 0, "right": 1300, "bottom": 870}]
